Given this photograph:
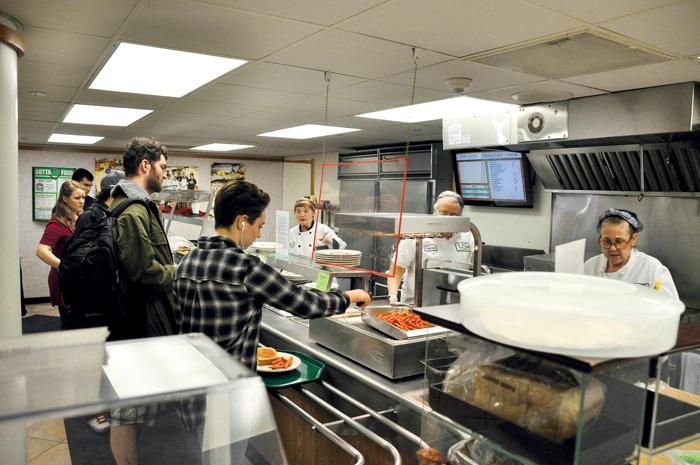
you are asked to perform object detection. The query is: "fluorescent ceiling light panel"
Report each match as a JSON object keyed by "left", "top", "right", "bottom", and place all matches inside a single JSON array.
[
  {"left": 90, "top": 43, "right": 247, "bottom": 97},
  {"left": 258, "top": 124, "right": 361, "bottom": 139},
  {"left": 356, "top": 96, "right": 517, "bottom": 123},
  {"left": 63, "top": 104, "right": 152, "bottom": 126},
  {"left": 190, "top": 143, "right": 254, "bottom": 151},
  {"left": 48, "top": 134, "right": 104, "bottom": 144}
]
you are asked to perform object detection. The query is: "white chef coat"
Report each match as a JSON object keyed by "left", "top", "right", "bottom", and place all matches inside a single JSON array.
[
  {"left": 289, "top": 221, "right": 346, "bottom": 258},
  {"left": 584, "top": 248, "right": 679, "bottom": 299},
  {"left": 394, "top": 232, "right": 474, "bottom": 304}
]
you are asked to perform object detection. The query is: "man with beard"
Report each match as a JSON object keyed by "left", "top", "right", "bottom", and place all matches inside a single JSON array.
[{"left": 108, "top": 137, "right": 178, "bottom": 465}]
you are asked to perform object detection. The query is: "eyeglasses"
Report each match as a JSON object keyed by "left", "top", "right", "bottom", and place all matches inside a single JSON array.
[{"left": 599, "top": 237, "right": 631, "bottom": 250}]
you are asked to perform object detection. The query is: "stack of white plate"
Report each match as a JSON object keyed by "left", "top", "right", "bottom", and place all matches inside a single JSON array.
[
  {"left": 251, "top": 242, "right": 277, "bottom": 254},
  {"left": 280, "top": 270, "right": 310, "bottom": 285},
  {"left": 314, "top": 249, "right": 362, "bottom": 267}
]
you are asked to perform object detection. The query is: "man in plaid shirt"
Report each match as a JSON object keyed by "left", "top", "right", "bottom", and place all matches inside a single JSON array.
[{"left": 175, "top": 181, "right": 371, "bottom": 370}]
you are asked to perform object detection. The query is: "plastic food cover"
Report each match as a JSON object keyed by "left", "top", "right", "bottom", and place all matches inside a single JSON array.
[{"left": 458, "top": 272, "right": 685, "bottom": 358}]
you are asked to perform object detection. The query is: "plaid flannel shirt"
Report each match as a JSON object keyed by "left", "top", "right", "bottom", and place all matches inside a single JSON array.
[{"left": 174, "top": 235, "right": 349, "bottom": 370}]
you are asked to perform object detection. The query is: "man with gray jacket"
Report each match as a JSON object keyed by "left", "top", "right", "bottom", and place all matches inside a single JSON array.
[{"left": 109, "top": 137, "right": 177, "bottom": 465}]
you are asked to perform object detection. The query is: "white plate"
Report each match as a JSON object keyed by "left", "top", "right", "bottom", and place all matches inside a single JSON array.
[
  {"left": 256, "top": 353, "right": 301, "bottom": 373},
  {"left": 252, "top": 242, "right": 277, "bottom": 249}
]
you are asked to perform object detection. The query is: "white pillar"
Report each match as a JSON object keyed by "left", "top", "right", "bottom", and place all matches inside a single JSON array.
[{"left": 0, "top": 13, "right": 23, "bottom": 339}]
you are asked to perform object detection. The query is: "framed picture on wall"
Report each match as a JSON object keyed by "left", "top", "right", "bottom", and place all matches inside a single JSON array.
[
  {"left": 32, "top": 167, "right": 76, "bottom": 221},
  {"left": 95, "top": 158, "right": 124, "bottom": 195},
  {"left": 210, "top": 162, "right": 245, "bottom": 195}
]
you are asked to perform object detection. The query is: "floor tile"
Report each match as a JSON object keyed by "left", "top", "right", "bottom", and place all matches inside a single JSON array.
[
  {"left": 28, "top": 442, "right": 72, "bottom": 465},
  {"left": 26, "top": 418, "right": 67, "bottom": 442},
  {"left": 26, "top": 437, "right": 61, "bottom": 461}
]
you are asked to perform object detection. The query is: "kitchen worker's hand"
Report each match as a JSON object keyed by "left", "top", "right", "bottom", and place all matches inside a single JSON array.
[
  {"left": 320, "top": 232, "right": 333, "bottom": 246},
  {"left": 346, "top": 289, "right": 371, "bottom": 308},
  {"left": 389, "top": 295, "right": 398, "bottom": 305}
]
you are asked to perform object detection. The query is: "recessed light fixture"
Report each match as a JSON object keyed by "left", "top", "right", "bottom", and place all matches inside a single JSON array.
[
  {"left": 190, "top": 143, "right": 254, "bottom": 151},
  {"left": 258, "top": 124, "right": 361, "bottom": 139},
  {"left": 48, "top": 134, "right": 104, "bottom": 144},
  {"left": 63, "top": 104, "right": 152, "bottom": 126},
  {"left": 90, "top": 42, "right": 247, "bottom": 97},
  {"left": 356, "top": 96, "right": 517, "bottom": 123},
  {"left": 29, "top": 90, "right": 48, "bottom": 97}
]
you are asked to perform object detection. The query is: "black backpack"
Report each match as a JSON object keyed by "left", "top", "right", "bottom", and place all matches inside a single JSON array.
[{"left": 59, "top": 199, "right": 147, "bottom": 331}]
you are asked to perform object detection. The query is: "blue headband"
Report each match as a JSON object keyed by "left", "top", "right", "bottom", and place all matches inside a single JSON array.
[{"left": 597, "top": 208, "right": 643, "bottom": 232}]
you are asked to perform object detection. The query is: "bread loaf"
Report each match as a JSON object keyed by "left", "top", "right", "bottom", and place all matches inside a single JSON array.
[{"left": 444, "top": 355, "right": 605, "bottom": 443}]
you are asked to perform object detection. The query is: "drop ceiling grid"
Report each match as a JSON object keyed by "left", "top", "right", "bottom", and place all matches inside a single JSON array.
[
  {"left": 265, "top": 29, "right": 452, "bottom": 79},
  {"left": 118, "top": 0, "right": 324, "bottom": 60},
  {"left": 376, "top": 59, "right": 545, "bottom": 92},
  {"left": 523, "top": 0, "right": 682, "bottom": 24},
  {"left": 189, "top": 0, "right": 390, "bottom": 27},
  {"left": 562, "top": 60, "right": 700, "bottom": 92},
  {"left": 598, "top": 0, "right": 700, "bottom": 57},
  {"left": 336, "top": 0, "right": 585, "bottom": 58}
]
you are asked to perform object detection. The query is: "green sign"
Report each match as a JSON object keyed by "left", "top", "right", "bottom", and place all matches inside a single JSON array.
[
  {"left": 315, "top": 271, "right": 331, "bottom": 292},
  {"left": 32, "top": 167, "right": 75, "bottom": 222}
]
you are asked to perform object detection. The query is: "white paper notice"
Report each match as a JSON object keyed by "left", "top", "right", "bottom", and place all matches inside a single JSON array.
[
  {"left": 103, "top": 338, "right": 228, "bottom": 399},
  {"left": 555, "top": 239, "right": 586, "bottom": 274},
  {"left": 275, "top": 210, "right": 290, "bottom": 261},
  {"left": 447, "top": 123, "right": 462, "bottom": 146}
]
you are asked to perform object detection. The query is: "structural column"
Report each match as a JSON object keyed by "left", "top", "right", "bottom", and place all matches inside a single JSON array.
[{"left": 0, "top": 14, "right": 25, "bottom": 338}]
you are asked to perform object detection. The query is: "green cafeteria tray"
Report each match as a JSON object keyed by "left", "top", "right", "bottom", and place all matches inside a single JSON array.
[{"left": 260, "top": 350, "right": 325, "bottom": 389}]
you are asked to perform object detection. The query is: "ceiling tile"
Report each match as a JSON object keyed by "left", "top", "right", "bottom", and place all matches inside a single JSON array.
[
  {"left": 18, "top": 84, "right": 77, "bottom": 102},
  {"left": 469, "top": 79, "right": 605, "bottom": 103},
  {"left": 331, "top": 80, "right": 454, "bottom": 106},
  {"left": 19, "top": 109, "right": 62, "bottom": 122},
  {"left": 600, "top": 0, "right": 700, "bottom": 56},
  {"left": 19, "top": 120, "right": 55, "bottom": 133},
  {"left": 276, "top": 95, "right": 392, "bottom": 117},
  {"left": 197, "top": 0, "right": 387, "bottom": 26},
  {"left": 564, "top": 59, "right": 700, "bottom": 92},
  {"left": 1, "top": 0, "right": 138, "bottom": 37},
  {"left": 220, "top": 62, "right": 364, "bottom": 94},
  {"left": 120, "top": 0, "right": 322, "bottom": 60},
  {"left": 74, "top": 89, "right": 176, "bottom": 111},
  {"left": 190, "top": 83, "right": 307, "bottom": 107},
  {"left": 268, "top": 29, "right": 451, "bottom": 79},
  {"left": 167, "top": 98, "right": 261, "bottom": 117},
  {"left": 527, "top": 0, "right": 679, "bottom": 24},
  {"left": 18, "top": 61, "right": 91, "bottom": 88},
  {"left": 21, "top": 26, "right": 110, "bottom": 67},
  {"left": 338, "top": 0, "right": 584, "bottom": 57},
  {"left": 379, "top": 59, "right": 543, "bottom": 92},
  {"left": 17, "top": 99, "right": 68, "bottom": 114}
]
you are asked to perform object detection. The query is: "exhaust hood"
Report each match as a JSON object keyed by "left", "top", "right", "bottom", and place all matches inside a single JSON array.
[{"left": 443, "top": 82, "right": 700, "bottom": 195}]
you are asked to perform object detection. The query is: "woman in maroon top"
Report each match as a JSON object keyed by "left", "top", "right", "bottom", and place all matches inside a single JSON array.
[{"left": 36, "top": 180, "right": 85, "bottom": 329}]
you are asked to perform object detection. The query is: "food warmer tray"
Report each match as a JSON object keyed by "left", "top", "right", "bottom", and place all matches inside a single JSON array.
[
  {"left": 361, "top": 306, "right": 453, "bottom": 340},
  {"left": 309, "top": 312, "right": 453, "bottom": 379}
]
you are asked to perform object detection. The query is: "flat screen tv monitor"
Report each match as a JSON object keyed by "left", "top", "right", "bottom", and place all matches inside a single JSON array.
[{"left": 453, "top": 151, "right": 534, "bottom": 208}]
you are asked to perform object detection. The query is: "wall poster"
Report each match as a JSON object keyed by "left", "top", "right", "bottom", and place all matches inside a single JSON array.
[
  {"left": 32, "top": 167, "right": 76, "bottom": 221},
  {"left": 164, "top": 166, "right": 200, "bottom": 191},
  {"left": 210, "top": 162, "right": 245, "bottom": 196},
  {"left": 95, "top": 158, "right": 124, "bottom": 194}
]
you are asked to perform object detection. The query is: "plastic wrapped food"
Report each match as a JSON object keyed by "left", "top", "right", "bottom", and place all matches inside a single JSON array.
[
  {"left": 448, "top": 438, "right": 519, "bottom": 465},
  {"left": 416, "top": 447, "right": 447, "bottom": 465},
  {"left": 443, "top": 350, "right": 605, "bottom": 443}
]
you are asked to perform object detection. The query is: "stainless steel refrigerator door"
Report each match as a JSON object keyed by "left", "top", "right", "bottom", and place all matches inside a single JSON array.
[{"left": 338, "top": 180, "right": 378, "bottom": 270}]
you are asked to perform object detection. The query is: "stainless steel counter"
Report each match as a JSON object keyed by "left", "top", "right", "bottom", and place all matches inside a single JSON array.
[{"left": 260, "top": 307, "right": 425, "bottom": 409}]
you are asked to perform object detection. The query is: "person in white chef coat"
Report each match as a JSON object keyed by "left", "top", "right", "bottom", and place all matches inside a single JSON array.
[
  {"left": 584, "top": 208, "right": 679, "bottom": 299},
  {"left": 289, "top": 197, "right": 346, "bottom": 257},
  {"left": 387, "top": 191, "right": 474, "bottom": 305}
]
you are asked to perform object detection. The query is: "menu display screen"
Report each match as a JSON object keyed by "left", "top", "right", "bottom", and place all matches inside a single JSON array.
[{"left": 453, "top": 151, "right": 533, "bottom": 207}]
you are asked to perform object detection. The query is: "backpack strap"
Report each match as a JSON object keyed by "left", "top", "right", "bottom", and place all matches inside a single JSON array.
[{"left": 111, "top": 198, "right": 150, "bottom": 218}]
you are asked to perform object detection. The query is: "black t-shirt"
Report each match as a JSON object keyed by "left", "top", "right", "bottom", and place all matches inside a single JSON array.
[{"left": 187, "top": 178, "right": 197, "bottom": 190}]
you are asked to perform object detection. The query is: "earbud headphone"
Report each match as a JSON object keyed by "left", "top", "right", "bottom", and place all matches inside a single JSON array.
[{"left": 239, "top": 222, "right": 246, "bottom": 232}]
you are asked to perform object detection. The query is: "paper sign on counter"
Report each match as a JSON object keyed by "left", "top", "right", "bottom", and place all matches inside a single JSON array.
[{"left": 555, "top": 239, "right": 586, "bottom": 274}]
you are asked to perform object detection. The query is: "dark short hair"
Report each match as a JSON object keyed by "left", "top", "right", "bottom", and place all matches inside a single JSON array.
[
  {"left": 123, "top": 137, "right": 168, "bottom": 177},
  {"left": 72, "top": 168, "right": 94, "bottom": 182},
  {"left": 214, "top": 181, "right": 270, "bottom": 229}
]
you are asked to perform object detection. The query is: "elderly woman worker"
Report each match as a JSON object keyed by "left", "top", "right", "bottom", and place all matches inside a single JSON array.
[
  {"left": 584, "top": 208, "right": 678, "bottom": 299},
  {"left": 387, "top": 191, "right": 474, "bottom": 305},
  {"left": 289, "top": 197, "right": 346, "bottom": 257},
  {"left": 36, "top": 180, "right": 86, "bottom": 329}
]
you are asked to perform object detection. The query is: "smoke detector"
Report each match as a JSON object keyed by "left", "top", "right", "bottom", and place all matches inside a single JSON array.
[{"left": 446, "top": 77, "right": 472, "bottom": 94}]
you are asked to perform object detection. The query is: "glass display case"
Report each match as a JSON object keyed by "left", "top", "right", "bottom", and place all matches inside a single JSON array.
[
  {"left": 419, "top": 331, "right": 650, "bottom": 465},
  {"left": 640, "top": 323, "right": 700, "bottom": 463},
  {"left": 0, "top": 331, "right": 287, "bottom": 465}
]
